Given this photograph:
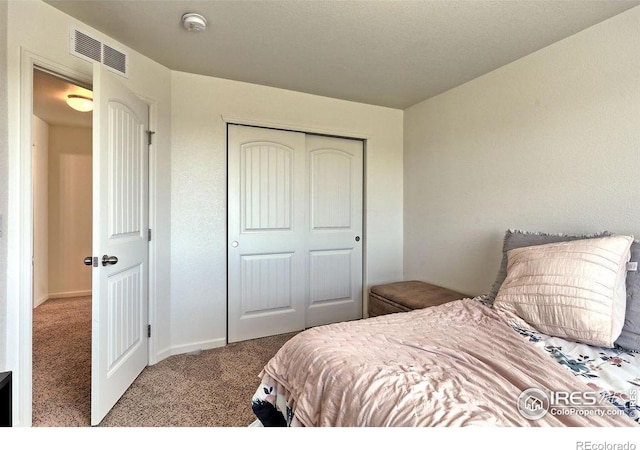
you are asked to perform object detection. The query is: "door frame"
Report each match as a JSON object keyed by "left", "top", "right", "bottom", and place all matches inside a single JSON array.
[
  {"left": 222, "top": 116, "right": 369, "bottom": 342},
  {"left": 14, "top": 50, "right": 157, "bottom": 426}
]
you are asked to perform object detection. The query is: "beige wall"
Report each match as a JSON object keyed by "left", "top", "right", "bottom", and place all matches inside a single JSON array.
[
  {"left": 0, "top": 0, "right": 7, "bottom": 370},
  {"left": 48, "top": 126, "right": 92, "bottom": 298},
  {"left": 32, "top": 115, "right": 49, "bottom": 307},
  {"left": 403, "top": 6, "right": 640, "bottom": 296},
  {"left": 33, "top": 121, "right": 92, "bottom": 305},
  {"left": 170, "top": 71, "right": 404, "bottom": 354}
]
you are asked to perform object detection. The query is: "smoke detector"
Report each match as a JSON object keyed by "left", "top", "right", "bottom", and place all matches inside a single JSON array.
[{"left": 182, "top": 13, "right": 207, "bottom": 32}]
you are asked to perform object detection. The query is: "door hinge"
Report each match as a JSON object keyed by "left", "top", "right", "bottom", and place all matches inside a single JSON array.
[
  {"left": 146, "top": 130, "right": 155, "bottom": 146},
  {"left": 148, "top": 229, "right": 152, "bottom": 242},
  {"left": 147, "top": 324, "right": 151, "bottom": 338}
]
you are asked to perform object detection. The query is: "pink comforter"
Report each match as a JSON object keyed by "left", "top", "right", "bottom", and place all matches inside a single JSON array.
[{"left": 260, "top": 299, "right": 636, "bottom": 426}]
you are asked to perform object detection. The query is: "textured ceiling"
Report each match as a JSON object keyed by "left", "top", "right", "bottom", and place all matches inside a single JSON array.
[
  {"left": 45, "top": 0, "right": 640, "bottom": 109},
  {"left": 33, "top": 68, "right": 93, "bottom": 128}
]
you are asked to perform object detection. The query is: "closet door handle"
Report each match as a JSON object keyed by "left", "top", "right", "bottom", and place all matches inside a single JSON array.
[{"left": 84, "top": 256, "right": 93, "bottom": 266}]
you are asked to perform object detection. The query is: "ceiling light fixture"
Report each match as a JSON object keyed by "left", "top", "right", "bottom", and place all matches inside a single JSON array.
[
  {"left": 182, "top": 13, "right": 207, "bottom": 32},
  {"left": 66, "top": 94, "right": 93, "bottom": 112}
]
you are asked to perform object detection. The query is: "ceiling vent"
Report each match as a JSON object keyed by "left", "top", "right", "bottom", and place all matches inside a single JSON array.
[{"left": 70, "top": 27, "right": 129, "bottom": 78}]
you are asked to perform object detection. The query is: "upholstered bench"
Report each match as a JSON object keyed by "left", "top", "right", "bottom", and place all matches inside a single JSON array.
[{"left": 368, "top": 280, "right": 467, "bottom": 318}]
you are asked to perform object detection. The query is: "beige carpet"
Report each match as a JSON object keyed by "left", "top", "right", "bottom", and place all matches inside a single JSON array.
[{"left": 32, "top": 296, "right": 296, "bottom": 427}]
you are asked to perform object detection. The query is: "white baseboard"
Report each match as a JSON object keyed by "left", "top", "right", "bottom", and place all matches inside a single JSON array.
[
  {"left": 154, "top": 347, "right": 173, "bottom": 364},
  {"left": 153, "top": 337, "right": 227, "bottom": 365},
  {"left": 33, "top": 295, "right": 49, "bottom": 308},
  {"left": 169, "top": 337, "right": 226, "bottom": 358},
  {"left": 48, "top": 289, "right": 92, "bottom": 299},
  {"left": 34, "top": 290, "right": 92, "bottom": 308}
]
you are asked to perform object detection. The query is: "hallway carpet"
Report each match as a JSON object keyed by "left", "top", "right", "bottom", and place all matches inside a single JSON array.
[{"left": 32, "top": 296, "right": 296, "bottom": 427}]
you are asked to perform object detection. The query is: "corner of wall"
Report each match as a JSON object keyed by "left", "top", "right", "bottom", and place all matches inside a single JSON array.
[{"left": 401, "top": 5, "right": 640, "bottom": 296}]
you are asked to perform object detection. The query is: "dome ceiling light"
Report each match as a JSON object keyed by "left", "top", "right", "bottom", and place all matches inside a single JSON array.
[{"left": 66, "top": 94, "right": 93, "bottom": 112}]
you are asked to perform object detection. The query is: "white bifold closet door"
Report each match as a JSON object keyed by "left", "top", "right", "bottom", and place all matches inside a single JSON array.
[{"left": 228, "top": 124, "right": 363, "bottom": 343}]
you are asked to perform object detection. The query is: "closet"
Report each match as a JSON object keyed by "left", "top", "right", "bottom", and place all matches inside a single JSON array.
[{"left": 227, "top": 124, "right": 364, "bottom": 342}]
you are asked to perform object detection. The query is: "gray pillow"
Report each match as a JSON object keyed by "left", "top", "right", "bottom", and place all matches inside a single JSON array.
[
  {"left": 486, "top": 229, "right": 612, "bottom": 307},
  {"left": 615, "top": 240, "right": 640, "bottom": 352}
]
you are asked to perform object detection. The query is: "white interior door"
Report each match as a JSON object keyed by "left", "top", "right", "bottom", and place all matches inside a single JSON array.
[
  {"left": 228, "top": 125, "right": 307, "bottom": 343},
  {"left": 91, "top": 65, "right": 149, "bottom": 426},
  {"left": 305, "top": 135, "right": 363, "bottom": 327},
  {"left": 228, "top": 125, "right": 363, "bottom": 342}
]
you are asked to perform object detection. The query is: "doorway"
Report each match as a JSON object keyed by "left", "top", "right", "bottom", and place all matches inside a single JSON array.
[{"left": 31, "top": 67, "right": 93, "bottom": 426}]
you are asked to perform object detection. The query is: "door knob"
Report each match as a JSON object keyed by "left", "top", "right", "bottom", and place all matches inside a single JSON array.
[
  {"left": 102, "top": 255, "right": 118, "bottom": 266},
  {"left": 84, "top": 256, "right": 93, "bottom": 266}
]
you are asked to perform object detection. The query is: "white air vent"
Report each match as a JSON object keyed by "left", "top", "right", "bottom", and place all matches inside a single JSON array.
[
  {"left": 103, "top": 44, "right": 128, "bottom": 75},
  {"left": 71, "top": 28, "right": 101, "bottom": 62},
  {"left": 70, "top": 27, "right": 129, "bottom": 78}
]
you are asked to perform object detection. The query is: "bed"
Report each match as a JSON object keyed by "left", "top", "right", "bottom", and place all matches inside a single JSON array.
[{"left": 250, "top": 231, "right": 640, "bottom": 427}]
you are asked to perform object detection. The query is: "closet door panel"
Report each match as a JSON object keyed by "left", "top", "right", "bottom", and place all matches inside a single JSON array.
[
  {"left": 228, "top": 125, "right": 307, "bottom": 343},
  {"left": 306, "top": 135, "right": 363, "bottom": 327}
]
